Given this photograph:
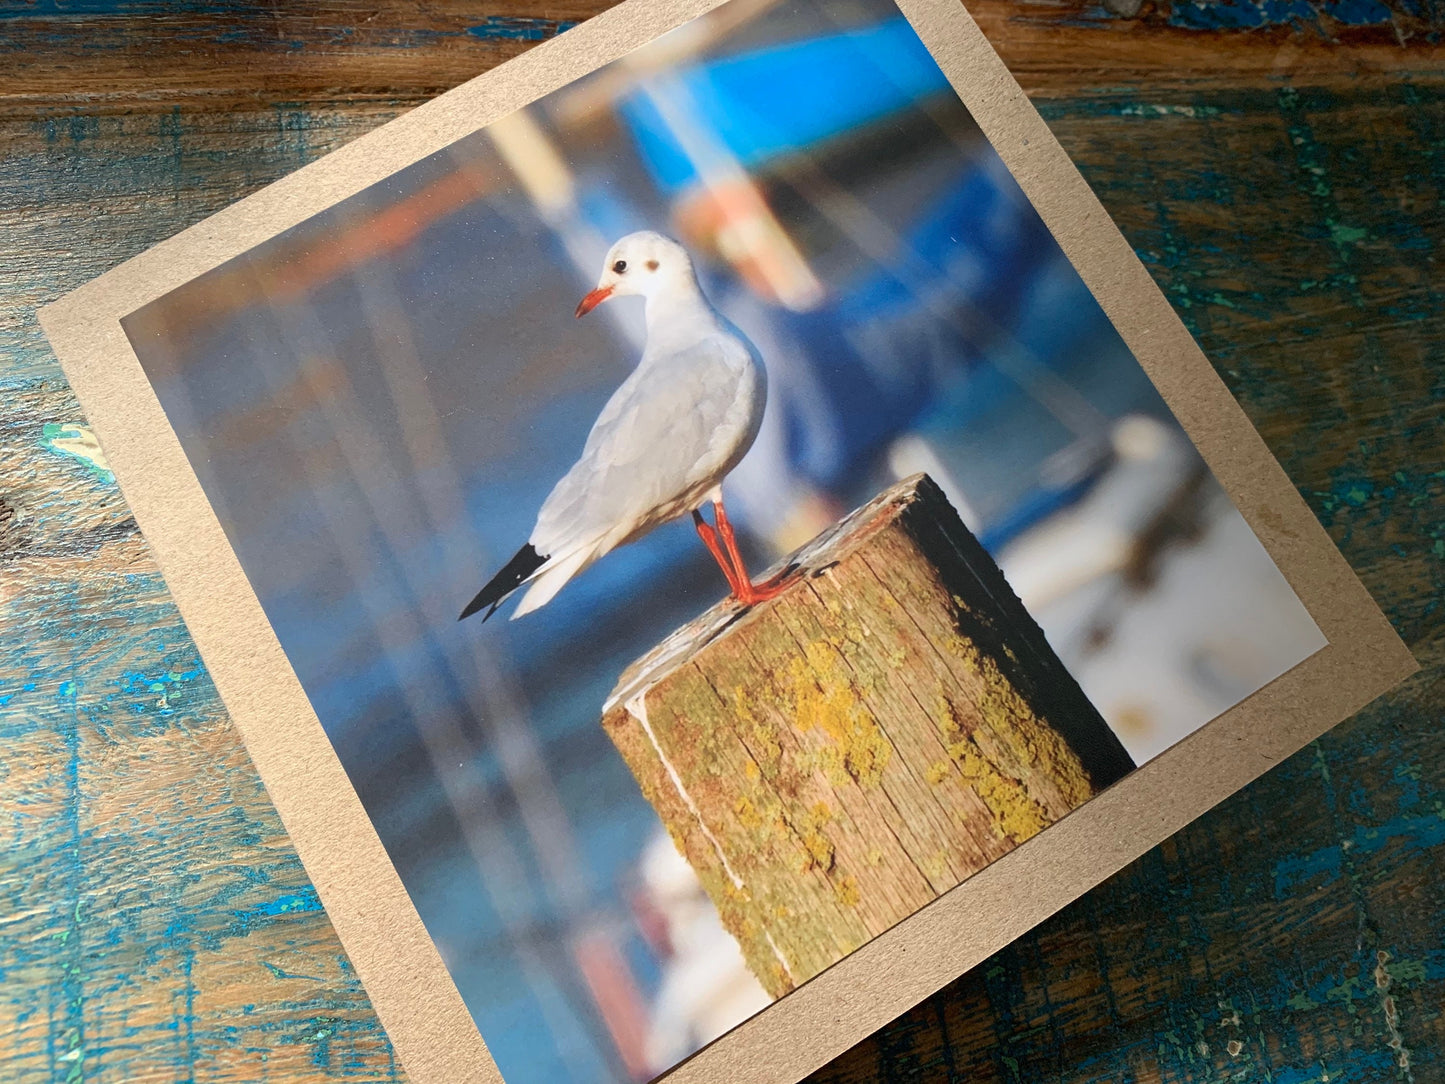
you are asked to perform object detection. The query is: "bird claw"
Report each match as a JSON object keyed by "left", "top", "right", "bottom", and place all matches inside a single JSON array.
[{"left": 732, "top": 565, "right": 799, "bottom": 607}]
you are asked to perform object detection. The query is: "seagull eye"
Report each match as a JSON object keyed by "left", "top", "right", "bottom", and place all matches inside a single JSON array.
[{"left": 612, "top": 260, "right": 627, "bottom": 274}]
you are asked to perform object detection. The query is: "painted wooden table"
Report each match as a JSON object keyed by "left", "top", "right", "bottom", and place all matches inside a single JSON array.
[{"left": 1, "top": 2, "right": 1440, "bottom": 1082}]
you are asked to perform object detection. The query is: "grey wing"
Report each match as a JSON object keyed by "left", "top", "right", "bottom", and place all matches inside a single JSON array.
[{"left": 530, "top": 340, "right": 753, "bottom": 556}]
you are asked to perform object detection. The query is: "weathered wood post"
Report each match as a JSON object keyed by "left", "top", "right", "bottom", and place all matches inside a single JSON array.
[{"left": 602, "top": 474, "right": 1134, "bottom": 997}]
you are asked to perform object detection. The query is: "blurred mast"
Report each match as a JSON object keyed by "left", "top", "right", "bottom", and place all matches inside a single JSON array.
[
  {"left": 552, "top": 0, "right": 787, "bottom": 131},
  {"left": 473, "top": 118, "right": 661, "bottom": 1077},
  {"left": 486, "top": 110, "right": 646, "bottom": 349},
  {"left": 366, "top": 269, "right": 653, "bottom": 1078},
  {"left": 242, "top": 294, "right": 611, "bottom": 1082},
  {"left": 639, "top": 72, "right": 824, "bottom": 312}
]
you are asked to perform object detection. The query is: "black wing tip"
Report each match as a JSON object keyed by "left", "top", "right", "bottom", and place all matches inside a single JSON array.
[
  {"left": 459, "top": 543, "right": 547, "bottom": 624},
  {"left": 457, "top": 598, "right": 504, "bottom": 623}
]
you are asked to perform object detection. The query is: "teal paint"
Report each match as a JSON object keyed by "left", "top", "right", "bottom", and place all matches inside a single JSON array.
[
  {"left": 466, "top": 16, "right": 578, "bottom": 40},
  {"left": 1077, "top": 0, "right": 1417, "bottom": 31},
  {"left": 3, "top": 19, "right": 1441, "bottom": 1084},
  {"left": 256, "top": 890, "right": 323, "bottom": 917},
  {"left": 59, "top": 675, "right": 87, "bottom": 1084},
  {"left": 262, "top": 960, "right": 326, "bottom": 981},
  {"left": 39, "top": 422, "right": 113, "bottom": 484}
]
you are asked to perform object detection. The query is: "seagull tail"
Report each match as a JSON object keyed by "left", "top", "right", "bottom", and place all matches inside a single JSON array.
[
  {"left": 510, "top": 545, "right": 597, "bottom": 620},
  {"left": 459, "top": 543, "right": 548, "bottom": 622}
]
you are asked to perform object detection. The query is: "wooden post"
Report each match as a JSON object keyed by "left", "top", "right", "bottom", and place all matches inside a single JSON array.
[{"left": 601, "top": 474, "right": 1134, "bottom": 998}]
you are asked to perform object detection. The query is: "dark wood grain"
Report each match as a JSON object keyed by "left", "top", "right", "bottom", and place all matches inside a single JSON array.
[
  {"left": 0, "top": 1, "right": 1440, "bottom": 1082},
  {"left": 0, "top": 0, "right": 1438, "bottom": 111}
]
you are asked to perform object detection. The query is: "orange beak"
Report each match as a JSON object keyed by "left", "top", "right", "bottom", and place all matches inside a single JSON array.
[{"left": 575, "top": 286, "right": 613, "bottom": 318}]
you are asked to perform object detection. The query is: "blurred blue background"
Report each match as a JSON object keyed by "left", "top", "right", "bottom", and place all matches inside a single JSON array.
[{"left": 122, "top": 0, "right": 1324, "bottom": 1080}]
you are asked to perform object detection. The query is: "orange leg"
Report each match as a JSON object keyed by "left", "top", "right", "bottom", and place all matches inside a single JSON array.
[
  {"left": 713, "top": 497, "right": 794, "bottom": 605},
  {"left": 693, "top": 510, "right": 744, "bottom": 596}
]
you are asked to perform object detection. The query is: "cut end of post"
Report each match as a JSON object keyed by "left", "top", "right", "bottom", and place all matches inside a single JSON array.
[{"left": 603, "top": 477, "right": 924, "bottom": 718}]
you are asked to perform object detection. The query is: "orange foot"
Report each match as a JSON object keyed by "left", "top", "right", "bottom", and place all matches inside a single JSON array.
[{"left": 732, "top": 567, "right": 799, "bottom": 607}]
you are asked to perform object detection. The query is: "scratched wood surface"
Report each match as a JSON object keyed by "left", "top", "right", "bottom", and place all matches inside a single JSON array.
[{"left": 0, "top": 2, "right": 1440, "bottom": 1083}]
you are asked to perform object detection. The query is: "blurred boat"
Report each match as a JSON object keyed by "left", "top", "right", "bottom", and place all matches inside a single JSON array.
[{"left": 631, "top": 832, "right": 773, "bottom": 1075}]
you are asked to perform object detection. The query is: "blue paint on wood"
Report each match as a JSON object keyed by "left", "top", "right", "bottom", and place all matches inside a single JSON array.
[
  {"left": 255, "top": 889, "right": 324, "bottom": 918},
  {"left": 0, "top": 0, "right": 372, "bottom": 19},
  {"left": 1075, "top": 0, "right": 1410, "bottom": 31},
  {"left": 466, "top": 16, "right": 578, "bottom": 41},
  {"left": 1171, "top": 0, "right": 1283, "bottom": 29},
  {"left": 1324, "top": 0, "right": 1396, "bottom": 22},
  {"left": 1272, "top": 804, "right": 1445, "bottom": 894},
  {"left": 4, "top": 14, "right": 1441, "bottom": 1084},
  {"left": 38, "top": 422, "right": 113, "bottom": 484}
]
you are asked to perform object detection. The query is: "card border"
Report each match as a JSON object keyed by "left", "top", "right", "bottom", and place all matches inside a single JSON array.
[{"left": 38, "top": 0, "right": 1418, "bottom": 1080}]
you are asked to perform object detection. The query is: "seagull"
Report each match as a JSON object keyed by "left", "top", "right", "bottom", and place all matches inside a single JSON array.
[{"left": 459, "top": 231, "right": 795, "bottom": 623}]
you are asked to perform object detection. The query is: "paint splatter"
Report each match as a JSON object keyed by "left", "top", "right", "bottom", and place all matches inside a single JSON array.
[{"left": 39, "top": 423, "right": 113, "bottom": 484}]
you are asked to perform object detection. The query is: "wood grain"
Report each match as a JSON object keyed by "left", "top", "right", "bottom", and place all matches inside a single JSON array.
[
  {"left": 602, "top": 477, "right": 1132, "bottom": 997},
  {"left": 0, "top": 0, "right": 1438, "bottom": 111},
  {"left": 1, "top": 1, "right": 1441, "bottom": 1082}
]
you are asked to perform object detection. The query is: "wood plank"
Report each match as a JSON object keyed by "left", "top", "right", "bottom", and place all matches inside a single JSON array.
[
  {"left": 0, "top": 389, "right": 399, "bottom": 1081},
  {"left": 0, "top": 3, "right": 1440, "bottom": 1082},
  {"left": 0, "top": 0, "right": 1440, "bottom": 115}
]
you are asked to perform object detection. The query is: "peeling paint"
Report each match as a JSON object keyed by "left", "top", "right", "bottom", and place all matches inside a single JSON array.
[{"left": 39, "top": 423, "right": 113, "bottom": 483}]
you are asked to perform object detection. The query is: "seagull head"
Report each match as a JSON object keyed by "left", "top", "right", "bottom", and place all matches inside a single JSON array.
[{"left": 575, "top": 231, "right": 696, "bottom": 317}]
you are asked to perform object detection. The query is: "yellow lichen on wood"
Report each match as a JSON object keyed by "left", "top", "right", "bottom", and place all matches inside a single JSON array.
[
  {"left": 600, "top": 474, "right": 1135, "bottom": 1001},
  {"left": 733, "top": 795, "right": 764, "bottom": 831},
  {"left": 786, "top": 641, "right": 892, "bottom": 788},
  {"left": 932, "top": 689, "right": 1050, "bottom": 842},
  {"left": 945, "top": 632, "right": 1095, "bottom": 810},
  {"left": 792, "top": 801, "right": 836, "bottom": 874},
  {"left": 946, "top": 725, "right": 1050, "bottom": 843},
  {"left": 730, "top": 687, "right": 784, "bottom": 773}
]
